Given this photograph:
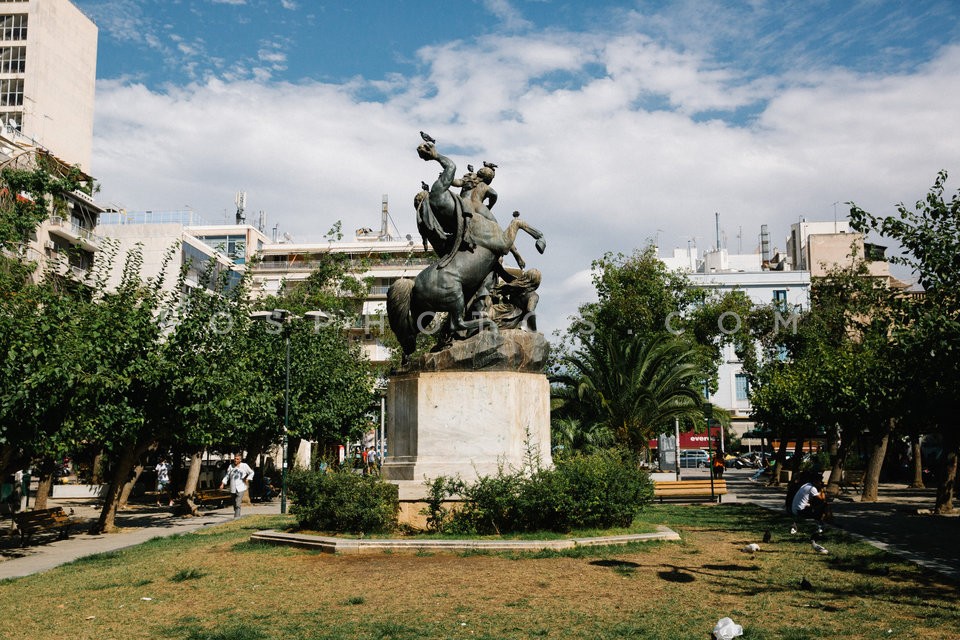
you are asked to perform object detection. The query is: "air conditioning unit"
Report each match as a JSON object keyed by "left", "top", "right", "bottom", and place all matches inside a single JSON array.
[{"left": 43, "top": 240, "right": 56, "bottom": 251}]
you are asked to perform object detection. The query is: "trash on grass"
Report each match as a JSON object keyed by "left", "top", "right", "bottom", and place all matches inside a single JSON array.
[{"left": 712, "top": 617, "right": 744, "bottom": 639}]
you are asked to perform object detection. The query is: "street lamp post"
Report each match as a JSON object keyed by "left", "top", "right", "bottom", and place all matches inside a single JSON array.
[{"left": 250, "top": 308, "right": 328, "bottom": 515}]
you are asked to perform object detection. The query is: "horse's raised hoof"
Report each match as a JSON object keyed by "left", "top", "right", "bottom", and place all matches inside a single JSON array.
[{"left": 535, "top": 238, "right": 546, "bottom": 254}]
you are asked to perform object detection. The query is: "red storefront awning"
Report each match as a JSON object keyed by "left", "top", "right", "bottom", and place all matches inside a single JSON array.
[{"left": 649, "top": 429, "right": 718, "bottom": 450}]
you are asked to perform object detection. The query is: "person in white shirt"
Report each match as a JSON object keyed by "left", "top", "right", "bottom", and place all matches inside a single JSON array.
[
  {"left": 791, "top": 478, "right": 827, "bottom": 535},
  {"left": 220, "top": 454, "right": 255, "bottom": 518},
  {"left": 155, "top": 459, "right": 173, "bottom": 507}
]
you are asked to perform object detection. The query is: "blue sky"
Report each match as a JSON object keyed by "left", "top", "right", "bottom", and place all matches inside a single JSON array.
[{"left": 73, "top": 0, "right": 960, "bottom": 334}]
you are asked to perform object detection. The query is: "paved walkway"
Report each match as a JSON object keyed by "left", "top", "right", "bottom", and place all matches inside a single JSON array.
[
  {"left": 2, "top": 472, "right": 958, "bottom": 583},
  {"left": 0, "top": 499, "right": 280, "bottom": 580},
  {"left": 718, "top": 468, "right": 960, "bottom": 582}
]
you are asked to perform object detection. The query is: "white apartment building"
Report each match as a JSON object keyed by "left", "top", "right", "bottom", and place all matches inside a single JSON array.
[
  {"left": 95, "top": 210, "right": 251, "bottom": 294},
  {"left": 96, "top": 207, "right": 432, "bottom": 365},
  {"left": 660, "top": 219, "right": 902, "bottom": 444},
  {"left": 0, "top": 0, "right": 97, "bottom": 171},
  {"left": 251, "top": 230, "right": 431, "bottom": 364}
]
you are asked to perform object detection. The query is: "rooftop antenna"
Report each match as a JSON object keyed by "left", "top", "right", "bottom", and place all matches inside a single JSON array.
[
  {"left": 380, "top": 194, "right": 389, "bottom": 240},
  {"left": 715, "top": 212, "right": 720, "bottom": 251},
  {"left": 235, "top": 191, "right": 246, "bottom": 225},
  {"left": 272, "top": 223, "right": 279, "bottom": 243},
  {"left": 258, "top": 210, "right": 266, "bottom": 233}
]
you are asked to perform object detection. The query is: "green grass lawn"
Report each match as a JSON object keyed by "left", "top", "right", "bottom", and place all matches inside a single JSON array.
[{"left": 1, "top": 504, "right": 957, "bottom": 640}]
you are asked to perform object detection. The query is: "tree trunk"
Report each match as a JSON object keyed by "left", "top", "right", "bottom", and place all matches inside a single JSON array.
[
  {"left": 826, "top": 438, "right": 849, "bottom": 498},
  {"left": 934, "top": 450, "right": 956, "bottom": 515},
  {"left": 176, "top": 451, "right": 204, "bottom": 516},
  {"left": 91, "top": 450, "right": 104, "bottom": 484},
  {"left": 910, "top": 436, "right": 924, "bottom": 488},
  {"left": 0, "top": 445, "right": 13, "bottom": 480},
  {"left": 770, "top": 438, "right": 791, "bottom": 486},
  {"left": 34, "top": 469, "right": 54, "bottom": 510},
  {"left": 183, "top": 451, "right": 203, "bottom": 496},
  {"left": 92, "top": 440, "right": 153, "bottom": 534},
  {"left": 861, "top": 418, "right": 894, "bottom": 503},
  {"left": 118, "top": 459, "right": 146, "bottom": 509},
  {"left": 790, "top": 436, "right": 805, "bottom": 475}
]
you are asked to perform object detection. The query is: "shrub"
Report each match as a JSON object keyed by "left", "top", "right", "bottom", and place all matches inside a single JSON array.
[
  {"left": 288, "top": 468, "right": 399, "bottom": 534},
  {"left": 425, "top": 451, "right": 653, "bottom": 534},
  {"left": 421, "top": 476, "right": 465, "bottom": 534},
  {"left": 449, "top": 466, "right": 526, "bottom": 535},
  {"left": 552, "top": 450, "right": 654, "bottom": 529}
]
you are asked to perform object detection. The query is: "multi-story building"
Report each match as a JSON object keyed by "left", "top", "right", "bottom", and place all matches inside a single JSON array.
[
  {"left": 97, "top": 203, "right": 432, "bottom": 365},
  {"left": 0, "top": 126, "right": 103, "bottom": 281},
  {"left": 659, "top": 219, "right": 904, "bottom": 448},
  {"left": 95, "top": 210, "right": 253, "bottom": 294},
  {"left": 0, "top": 0, "right": 97, "bottom": 171},
  {"left": 252, "top": 233, "right": 430, "bottom": 364}
]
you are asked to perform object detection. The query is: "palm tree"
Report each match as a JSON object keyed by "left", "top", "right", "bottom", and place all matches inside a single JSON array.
[
  {"left": 550, "top": 415, "right": 615, "bottom": 457},
  {"left": 552, "top": 332, "right": 706, "bottom": 454}
]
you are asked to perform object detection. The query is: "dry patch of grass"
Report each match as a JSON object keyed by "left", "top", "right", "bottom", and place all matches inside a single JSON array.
[{"left": 1, "top": 506, "right": 957, "bottom": 640}]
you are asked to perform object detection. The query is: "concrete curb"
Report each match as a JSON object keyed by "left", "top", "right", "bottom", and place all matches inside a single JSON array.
[{"left": 249, "top": 524, "right": 681, "bottom": 554}]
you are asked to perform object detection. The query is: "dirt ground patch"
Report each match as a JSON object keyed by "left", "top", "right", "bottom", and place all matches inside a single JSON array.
[{"left": 2, "top": 509, "right": 957, "bottom": 640}]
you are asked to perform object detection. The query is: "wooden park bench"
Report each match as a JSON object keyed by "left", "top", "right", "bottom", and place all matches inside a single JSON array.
[
  {"left": 192, "top": 489, "right": 233, "bottom": 509},
  {"left": 653, "top": 479, "right": 728, "bottom": 503},
  {"left": 840, "top": 469, "right": 865, "bottom": 492},
  {"left": 12, "top": 507, "right": 83, "bottom": 546}
]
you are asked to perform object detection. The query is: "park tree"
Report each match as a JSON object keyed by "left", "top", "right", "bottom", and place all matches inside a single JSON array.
[
  {"left": 156, "top": 255, "right": 258, "bottom": 511},
  {"left": 552, "top": 332, "right": 708, "bottom": 455},
  {"left": 849, "top": 170, "right": 960, "bottom": 513},
  {"left": 245, "top": 243, "right": 375, "bottom": 468},
  {"left": 747, "top": 256, "right": 903, "bottom": 496},
  {"left": 77, "top": 241, "right": 174, "bottom": 533},
  {"left": 0, "top": 152, "right": 92, "bottom": 487},
  {"left": 554, "top": 244, "right": 750, "bottom": 450}
]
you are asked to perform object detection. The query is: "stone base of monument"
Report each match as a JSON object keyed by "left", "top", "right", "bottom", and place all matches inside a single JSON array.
[{"left": 381, "top": 369, "right": 552, "bottom": 506}]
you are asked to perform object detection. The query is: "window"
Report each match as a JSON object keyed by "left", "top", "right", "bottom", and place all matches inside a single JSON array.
[
  {"left": 0, "top": 14, "right": 27, "bottom": 41},
  {"left": 735, "top": 374, "right": 749, "bottom": 401},
  {"left": 0, "top": 110, "right": 21, "bottom": 130},
  {"left": 0, "top": 45, "right": 24, "bottom": 73},
  {"left": 0, "top": 77, "right": 21, "bottom": 106},
  {"left": 773, "top": 289, "right": 787, "bottom": 307}
]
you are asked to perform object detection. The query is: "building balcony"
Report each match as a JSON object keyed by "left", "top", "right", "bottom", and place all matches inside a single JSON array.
[{"left": 48, "top": 216, "right": 101, "bottom": 252}]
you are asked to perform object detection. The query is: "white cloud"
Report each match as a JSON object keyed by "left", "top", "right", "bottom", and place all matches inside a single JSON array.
[
  {"left": 280, "top": 0, "right": 298, "bottom": 9},
  {"left": 91, "top": 29, "right": 960, "bottom": 336},
  {"left": 481, "top": 0, "right": 533, "bottom": 32}
]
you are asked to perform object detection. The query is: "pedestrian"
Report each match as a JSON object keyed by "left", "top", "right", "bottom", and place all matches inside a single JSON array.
[
  {"left": 155, "top": 458, "right": 173, "bottom": 507},
  {"left": 712, "top": 450, "right": 725, "bottom": 479},
  {"left": 220, "top": 454, "right": 255, "bottom": 518}
]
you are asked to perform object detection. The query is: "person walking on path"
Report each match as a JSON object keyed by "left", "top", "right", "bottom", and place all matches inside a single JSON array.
[
  {"left": 155, "top": 458, "right": 173, "bottom": 507},
  {"left": 712, "top": 450, "right": 725, "bottom": 479},
  {"left": 220, "top": 454, "right": 255, "bottom": 518}
]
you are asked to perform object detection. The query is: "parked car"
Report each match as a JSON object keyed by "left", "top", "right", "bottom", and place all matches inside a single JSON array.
[{"left": 679, "top": 450, "right": 710, "bottom": 468}]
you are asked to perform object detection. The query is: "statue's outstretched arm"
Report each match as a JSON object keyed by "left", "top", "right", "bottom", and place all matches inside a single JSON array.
[{"left": 485, "top": 187, "right": 498, "bottom": 210}]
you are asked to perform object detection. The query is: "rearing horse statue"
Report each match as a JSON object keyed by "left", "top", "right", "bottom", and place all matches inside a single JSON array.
[{"left": 387, "top": 138, "right": 545, "bottom": 363}]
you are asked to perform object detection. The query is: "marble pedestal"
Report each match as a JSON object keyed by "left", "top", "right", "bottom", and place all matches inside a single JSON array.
[{"left": 382, "top": 370, "right": 552, "bottom": 500}]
